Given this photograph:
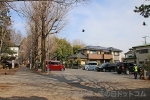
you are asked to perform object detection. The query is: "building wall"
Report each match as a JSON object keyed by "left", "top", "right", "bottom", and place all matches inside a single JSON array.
[
  {"left": 126, "top": 54, "right": 133, "bottom": 58},
  {"left": 126, "top": 59, "right": 135, "bottom": 63},
  {"left": 128, "top": 46, "right": 150, "bottom": 65},
  {"left": 135, "top": 46, "right": 150, "bottom": 65},
  {"left": 113, "top": 52, "right": 122, "bottom": 62},
  {"left": 136, "top": 53, "right": 150, "bottom": 65},
  {"left": 10, "top": 47, "right": 19, "bottom": 57},
  {"left": 80, "top": 49, "right": 122, "bottom": 63}
]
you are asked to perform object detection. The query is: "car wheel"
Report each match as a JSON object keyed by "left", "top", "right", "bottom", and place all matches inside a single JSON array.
[
  {"left": 113, "top": 68, "right": 116, "bottom": 72},
  {"left": 96, "top": 69, "right": 100, "bottom": 72},
  {"left": 118, "top": 71, "right": 121, "bottom": 74},
  {"left": 102, "top": 68, "right": 105, "bottom": 72},
  {"left": 125, "top": 70, "right": 129, "bottom": 75}
]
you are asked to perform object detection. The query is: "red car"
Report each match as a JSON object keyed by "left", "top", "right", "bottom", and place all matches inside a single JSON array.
[{"left": 46, "top": 60, "right": 65, "bottom": 71}]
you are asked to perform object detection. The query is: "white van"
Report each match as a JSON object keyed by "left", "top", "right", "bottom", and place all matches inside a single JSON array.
[{"left": 82, "top": 61, "right": 98, "bottom": 70}]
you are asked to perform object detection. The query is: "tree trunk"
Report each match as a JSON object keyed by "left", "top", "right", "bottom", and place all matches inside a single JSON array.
[
  {"left": 41, "top": 15, "right": 46, "bottom": 72},
  {"left": 41, "top": 35, "right": 46, "bottom": 72}
]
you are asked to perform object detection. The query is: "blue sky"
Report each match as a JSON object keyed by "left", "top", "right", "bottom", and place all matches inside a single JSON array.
[{"left": 10, "top": 0, "right": 150, "bottom": 57}]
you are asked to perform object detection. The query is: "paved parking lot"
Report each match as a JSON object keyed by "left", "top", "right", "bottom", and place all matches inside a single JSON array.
[
  {"left": 49, "top": 68, "right": 142, "bottom": 83},
  {"left": 0, "top": 67, "right": 150, "bottom": 100}
]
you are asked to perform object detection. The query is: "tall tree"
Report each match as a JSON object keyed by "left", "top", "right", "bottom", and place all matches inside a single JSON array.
[
  {"left": 20, "top": 1, "right": 69, "bottom": 71},
  {"left": 73, "top": 45, "right": 82, "bottom": 54},
  {"left": 55, "top": 38, "right": 73, "bottom": 62},
  {"left": 17, "top": 0, "right": 89, "bottom": 71},
  {"left": 72, "top": 39, "right": 86, "bottom": 54},
  {"left": 0, "top": 2, "right": 12, "bottom": 61},
  {"left": 46, "top": 35, "right": 58, "bottom": 60},
  {"left": 10, "top": 29, "right": 24, "bottom": 46},
  {"left": 134, "top": 4, "right": 150, "bottom": 18}
]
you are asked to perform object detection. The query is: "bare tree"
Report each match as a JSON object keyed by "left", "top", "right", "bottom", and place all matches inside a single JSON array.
[
  {"left": 72, "top": 39, "right": 86, "bottom": 47},
  {"left": 20, "top": 1, "right": 70, "bottom": 71},
  {"left": 10, "top": 29, "right": 24, "bottom": 46},
  {"left": 17, "top": 0, "right": 89, "bottom": 71},
  {"left": 46, "top": 35, "right": 58, "bottom": 60}
]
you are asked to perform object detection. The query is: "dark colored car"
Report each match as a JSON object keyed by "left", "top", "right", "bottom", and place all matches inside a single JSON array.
[
  {"left": 116, "top": 62, "right": 135, "bottom": 74},
  {"left": 72, "top": 64, "right": 79, "bottom": 69},
  {"left": 1, "top": 60, "right": 19, "bottom": 69},
  {"left": 96, "top": 63, "right": 116, "bottom": 72}
]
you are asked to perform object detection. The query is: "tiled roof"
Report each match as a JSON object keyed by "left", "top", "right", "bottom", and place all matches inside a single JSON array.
[
  {"left": 124, "top": 51, "right": 132, "bottom": 54},
  {"left": 80, "top": 46, "right": 107, "bottom": 50},
  {"left": 132, "top": 44, "right": 150, "bottom": 48},
  {"left": 107, "top": 47, "right": 122, "bottom": 52},
  {"left": 79, "top": 46, "right": 122, "bottom": 52}
]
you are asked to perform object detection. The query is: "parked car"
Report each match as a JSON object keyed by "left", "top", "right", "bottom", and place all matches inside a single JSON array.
[
  {"left": 72, "top": 64, "right": 79, "bottom": 69},
  {"left": 116, "top": 62, "right": 135, "bottom": 74},
  {"left": 1, "top": 60, "right": 19, "bottom": 69},
  {"left": 95, "top": 63, "right": 116, "bottom": 72},
  {"left": 46, "top": 60, "right": 65, "bottom": 71},
  {"left": 82, "top": 61, "right": 98, "bottom": 70}
]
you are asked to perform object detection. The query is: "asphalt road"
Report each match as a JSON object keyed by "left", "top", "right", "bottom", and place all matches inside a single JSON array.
[
  {"left": 49, "top": 68, "right": 141, "bottom": 83},
  {"left": 0, "top": 67, "right": 150, "bottom": 100}
]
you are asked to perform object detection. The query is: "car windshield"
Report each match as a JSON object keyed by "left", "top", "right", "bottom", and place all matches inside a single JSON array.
[
  {"left": 89, "top": 63, "right": 97, "bottom": 65},
  {"left": 48, "top": 61, "right": 60, "bottom": 65},
  {"left": 101, "top": 63, "right": 107, "bottom": 67}
]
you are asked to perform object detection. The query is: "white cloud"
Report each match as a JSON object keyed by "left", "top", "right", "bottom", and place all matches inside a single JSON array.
[
  {"left": 11, "top": 0, "right": 150, "bottom": 57},
  {"left": 59, "top": 0, "right": 150, "bottom": 57}
]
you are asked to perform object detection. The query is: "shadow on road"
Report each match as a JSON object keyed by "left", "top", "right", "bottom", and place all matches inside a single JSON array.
[
  {"left": 0, "top": 96, "right": 48, "bottom": 100},
  {"left": 82, "top": 87, "right": 150, "bottom": 100},
  {"left": 44, "top": 72, "right": 150, "bottom": 99},
  {"left": 30, "top": 67, "right": 150, "bottom": 100}
]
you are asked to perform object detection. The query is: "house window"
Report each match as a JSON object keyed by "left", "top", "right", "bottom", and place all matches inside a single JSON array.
[
  {"left": 139, "top": 61, "right": 144, "bottom": 64},
  {"left": 104, "top": 52, "right": 110, "bottom": 54},
  {"left": 114, "top": 60, "right": 120, "bottom": 63},
  {"left": 139, "top": 49, "right": 148, "bottom": 54},
  {"left": 89, "top": 50, "right": 97, "bottom": 54},
  {"left": 114, "top": 52, "right": 119, "bottom": 56}
]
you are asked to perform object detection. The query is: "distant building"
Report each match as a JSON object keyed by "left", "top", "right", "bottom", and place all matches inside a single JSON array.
[
  {"left": 68, "top": 46, "right": 122, "bottom": 65},
  {"left": 124, "top": 44, "right": 150, "bottom": 65},
  {"left": 9, "top": 46, "right": 20, "bottom": 57}
]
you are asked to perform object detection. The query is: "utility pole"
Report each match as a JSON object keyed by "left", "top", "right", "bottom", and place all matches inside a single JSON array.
[
  {"left": 48, "top": 34, "right": 50, "bottom": 60},
  {"left": 30, "top": 34, "right": 32, "bottom": 69},
  {"left": 142, "top": 36, "right": 149, "bottom": 44}
]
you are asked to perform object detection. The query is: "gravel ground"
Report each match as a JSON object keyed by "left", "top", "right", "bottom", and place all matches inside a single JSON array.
[{"left": 0, "top": 66, "right": 150, "bottom": 100}]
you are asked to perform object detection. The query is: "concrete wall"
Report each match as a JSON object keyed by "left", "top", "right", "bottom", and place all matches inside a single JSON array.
[
  {"left": 113, "top": 52, "right": 122, "bottom": 62},
  {"left": 134, "top": 46, "right": 150, "bottom": 65}
]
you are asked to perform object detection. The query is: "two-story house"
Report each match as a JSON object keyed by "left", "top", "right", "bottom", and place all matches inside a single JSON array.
[
  {"left": 68, "top": 46, "right": 122, "bottom": 65},
  {"left": 124, "top": 44, "right": 150, "bottom": 65}
]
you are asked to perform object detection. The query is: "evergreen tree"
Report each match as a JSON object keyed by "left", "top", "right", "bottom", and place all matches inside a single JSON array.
[
  {"left": 55, "top": 38, "right": 73, "bottom": 62},
  {"left": 0, "top": 2, "right": 13, "bottom": 61}
]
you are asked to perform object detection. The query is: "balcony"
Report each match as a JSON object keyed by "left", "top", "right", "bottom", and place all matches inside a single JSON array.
[
  {"left": 88, "top": 54, "right": 103, "bottom": 59},
  {"left": 104, "top": 54, "right": 113, "bottom": 59}
]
